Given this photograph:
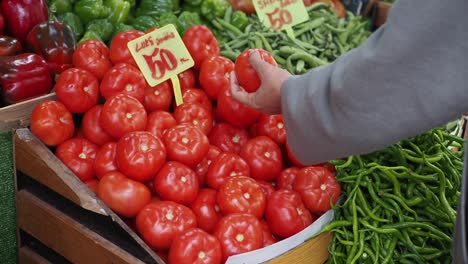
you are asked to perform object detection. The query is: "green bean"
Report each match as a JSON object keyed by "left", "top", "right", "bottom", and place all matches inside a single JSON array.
[
  {"left": 220, "top": 50, "right": 239, "bottom": 61},
  {"left": 349, "top": 231, "right": 365, "bottom": 264},
  {"left": 381, "top": 192, "right": 417, "bottom": 217},
  {"left": 384, "top": 222, "right": 452, "bottom": 241},
  {"left": 295, "top": 59, "right": 305, "bottom": 73},
  {"left": 381, "top": 236, "right": 398, "bottom": 264},
  {"left": 223, "top": 6, "right": 233, "bottom": 23},
  {"left": 215, "top": 18, "right": 243, "bottom": 36}
]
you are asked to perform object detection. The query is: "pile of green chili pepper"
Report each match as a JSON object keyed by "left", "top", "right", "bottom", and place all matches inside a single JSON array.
[
  {"left": 216, "top": 3, "right": 372, "bottom": 74},
  {"left": 322, "top": 123, "right": 464, "bottom": 264}
]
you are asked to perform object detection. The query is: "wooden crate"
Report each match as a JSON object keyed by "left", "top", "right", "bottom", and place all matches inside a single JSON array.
[{"left": 15, "top": 128, "right": 332, "bottom": 263}]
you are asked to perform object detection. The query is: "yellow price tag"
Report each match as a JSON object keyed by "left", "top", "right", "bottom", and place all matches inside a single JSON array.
[
  {"left": 127, "top": 24, "right": 194, "bottom": 106},
  {"left": 253, "top": 0, "right": 309, "bottom": 38}
]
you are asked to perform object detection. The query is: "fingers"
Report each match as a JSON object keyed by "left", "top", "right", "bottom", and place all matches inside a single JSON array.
[
  {"left": 230, "top": 72, "right": 257, "bottom": 108},
  {"left": 248, "top": 50, "right": 274, "bottom": 79}
]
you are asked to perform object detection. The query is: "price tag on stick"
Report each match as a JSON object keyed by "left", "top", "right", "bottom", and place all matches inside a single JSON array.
[
  {"left": 253, "top": 0, "right": 309, "bottom": 39},
  {"left": 127, "top": 24, "right": 194, "bottom": 106}
]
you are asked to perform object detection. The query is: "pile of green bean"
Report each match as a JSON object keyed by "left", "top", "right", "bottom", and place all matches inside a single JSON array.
[
  {"left": 213, "top": 3, "right": 372, "bottom": 74},
  {"left": 323, "top": 125, "right": 464, "bottom": 264}
]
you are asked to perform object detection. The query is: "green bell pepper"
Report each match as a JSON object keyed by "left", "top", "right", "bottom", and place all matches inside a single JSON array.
[
  {"left": 184, "top": 0, "right": 203, "bottom": 7},
  {"left": 135, "top": 0, "right": 173, "bottom": 18},
  {"left": 86, "top": 18, "right": 114, "bottom": 42},
  {"left": 57, "top": 12, "right": 84, "bottom": 39},
  {"left": 200, "top": 0, "right": 230, "bottom": 22},
  {"left": 178, "top": 11, "right": 202, "bottom": 35},
  {"left": 104, "top": 0, "right": 130, "bottom": 25},
  {"left": 73, "top": 0, "right": 110, "bottom": 24},
  {"left": 131, "top": 15, "right": 159, "bottom": 32},
  {"left": 111, "top": 23, "right": 135, "bottom": 38},
  {"left": 231, "top": 10, "right": 248, "bottom": 31},
  {"left": 48, "top": 0, "right": 73, "bottom": 15},
  {"left": 78, "top": 30, "right": 102, "bottom": 44},
  {"left": 159, "top": 13, "right": 183, "bottom": 33}
]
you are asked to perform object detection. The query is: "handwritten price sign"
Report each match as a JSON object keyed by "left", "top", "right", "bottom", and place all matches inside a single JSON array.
[
  {"left": 128, "top": 24, "right": 194, "bottom": 105},
  {"left": 254, "top": 0, "right": 309, "bottom": 37}
]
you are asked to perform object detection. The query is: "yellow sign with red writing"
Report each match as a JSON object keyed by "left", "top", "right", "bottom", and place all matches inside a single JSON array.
[
  {"left": 128, "top": 24, "right": 194, "bottom": 105},
  {"left": 253, "top": 0, "right": 309, "bottom": 38}
]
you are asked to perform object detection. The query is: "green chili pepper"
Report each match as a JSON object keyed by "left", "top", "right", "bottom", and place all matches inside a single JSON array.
[
  {"left": 159, "top": 13, "right": 183, "bottom": 33},
  {"left": 131, "top": 15, "right": 159, "bottom": 32},
  {"left": 73, "top": 0, "right": 110, "bottom": 24},
  {"left": 230, "top": 10, "right": 248, "bottom": 31},
  {"left": 49, "top": 0, "right": 73, "bottom": 15},
  {"left": 135, "top": 0, "right": 173, "bottom": 18},
  {"left": 200, "top": 0, "right": 230, "bottom": 22},
  {"left": 178, "top": 11, "right": 202, "bottom": 35},
  {"left": 86, "top": 18, "right": 114, "bottom": 42},
  {"left": 57, "top": 12, "right": 84, "bottom": 39},
  {"left": 104, "top": 0, "right": 131, "bottom": 25}
]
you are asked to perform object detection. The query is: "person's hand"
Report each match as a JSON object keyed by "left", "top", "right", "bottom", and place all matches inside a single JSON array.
[{"left": 230, "top": 50, "right": 292, "bottom": 115}]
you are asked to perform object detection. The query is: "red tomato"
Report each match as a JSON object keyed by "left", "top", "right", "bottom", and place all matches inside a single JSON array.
[
  {"left": 136, "top": 201, "right": 197, "bottom": 251},
  {"left": 240, "top": 136, "right": 282, "bottom": 181},
  {"left": 217, "top": 176, "right": 266, "bottom": 219},
  {"left": 206, "top": 153, "right": 250, "bottom": 189},
  {"left": 98, "top": 171, "right": 151, "bottom": 218},
  {"left": 194, "top": 145, "right": 221, "bottom": 187},
  {"left": 100, "top": 63, "right": 146, "bottom": 103},
  {"left": 276, "top": 167, "right": 300, "bottom": 190},
  {"left": 169, "top": 228, "right": 222, "bottom": 264},
  {"left": 235, "top": 49, "right": 277, "bottom": 93},
  {"left": 100, "top": 94, "right": 147, "bottom": 139},
  {"left": 30, "top": 100, "right": 74, "bottom": 146},
  {"left": 293, "top": 166, "right": 341, "bottom": 214},
  {"left": 229, "top": 0, "right": 255, "bottom": 14},
  {"left": 72, "top": 39, "right": 112, "bottom": 80},
  {"left": 320, "top": 162, "right": 336, "bottom": 174},
  {"left": 217, "top": 86, "right": 261, "bottom": 128},
  {"left": 84, "top": 178, "right": 99, "bottom": 195},
  {"left": 260, "top": 220, "right": 278, "bottom": 247},
  {"left": 144, "top": 81, "right": 173, "bottom": 112},
  {"left": 181, "top": 88, "right": 212, "bottom": 112},
  {"left": 265, "top": 190, "right": 314, "bottom": 238},
  {"left": 146, "top": 111, "right": 177, "bottom": 139},
  {"left": 154, "top": 161, "right": 199, "bottom": 205},
  {"left": 81, "top": 105, "right": 113, "bottom": 146},
  {"left": 55, "top": 67, "right": 99, "bottom": 113},
  {"left": 174, "top": 103, "right": 213, "bottom": 135},
  {"left": 178, "top": 69, "right": 196, "bottom": 90},
  {"left": 208, "top": 123, "right": 249, "bottom": 154},
  {"left": 162, "top": 124, "right": 210, "bottom": 168},
  {"left": 190, "top": 188, "right": 222, "bottom": 234},
  {"left": 116, "top": 131, "right": 166, "bottom": 182},
  {"left": 199, "top": 56, "right": 234, "bottom": 99},
  {"left": 182, "top": 25, "right": 219, "bottom": 70},
  {"left": 109, "top": 30, "right": 144, "bottom": 67},
  {"left": 256, "top": 115, "right": 286, "bottom": 146},
  {"left": 94, "top": 142, "right": 118, "bottom": 179},
  {"left": 256, "top": 180, "right": 275, "bottom": 200},
  {"left": 213, "top": 213, "right": 263, "bottom": 262},
  {"left": 55, "top": 138, "right": 99, "bottom": 181}
]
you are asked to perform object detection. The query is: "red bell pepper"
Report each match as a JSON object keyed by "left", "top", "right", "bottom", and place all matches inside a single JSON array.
[
  {"left": 1, "top": 0, "right": 48, "bottom": 43},
  {"left": 0, "top": 36, "right": 22, "bottom": 56},
  {"left": 26, "top": 20, "right": 76, "bottom": 74},
  {"left": 0, "top": 53, "right": 53, "bottom": 105}
]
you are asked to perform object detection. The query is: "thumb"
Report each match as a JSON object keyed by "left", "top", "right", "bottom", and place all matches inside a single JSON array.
[{"left": 249, "top": 50, "right": 274, "bottom": 79}]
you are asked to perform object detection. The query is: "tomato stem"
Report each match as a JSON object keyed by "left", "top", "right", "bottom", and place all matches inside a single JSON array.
[
  {"left": 198, "top": 251, "right": 206, "bottom": 259},
  {"left": 235, "top": 234, "right": 244, "bottom": 242}
]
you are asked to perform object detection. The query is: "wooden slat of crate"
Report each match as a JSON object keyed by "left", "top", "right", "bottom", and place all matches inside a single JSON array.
[
  {"left": 18, "top": 247, "right": 51, "bottom": 264},
  {"left": 17, "top": 189, "right": 145, "bottom": 264},
  {"left": 372, "top": 1, "right": 392, "bottom": 28},
  {"left": 0, "top": 93, "right": 56, "bottom": 133}
]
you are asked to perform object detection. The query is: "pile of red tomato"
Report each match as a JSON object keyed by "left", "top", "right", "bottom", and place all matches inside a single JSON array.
[{"left": 29, "top": 25, "right": 341, "bottom": 264}]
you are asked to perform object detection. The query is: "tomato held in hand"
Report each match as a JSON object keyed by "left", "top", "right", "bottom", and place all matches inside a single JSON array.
[
  {"left": 217, "top": 176, "right": 266, "bottom": 219},
  {"left": 194, "top": 145, "right": 221, "bottom": 187},
  {"left": 174, "top": 102, "right": 213, "bottom": 135},
  {"left": 190, "top": 188, "right": 222, "bottom": 234},
  {"left": 100, "top": 94, "right": 147, "bottom": 139},
  {"left": 181, "top": 88, "right": 212, "bottom": 112},
  {"left": 206, "top": 152, "right": 250, "bottom": 189},
  {"left": 169, "top": 228, "right": 222, "bottom": 264},
  {"left": 56, "top": 138, "right": 99, "bottom": 181},
  {"left": 235, "top": 49, "right": 277, "bottom": 93},
  {"left": 109, "top": 30, "right": 144, "bottom": 67},
  {"left": 163, "top": 124, "right": 210, "bottom": 168},
  {"left": 98, "top": 171, "right": 151, "bottom": 218},
  {"left": 265, "top": 190, "right": 314, "bottom": 239},
  {"left": 276, "top": 167, "right": 300, "bottom": 190},
  {"left": 73, "top": 39, "right": 112, "bottom": 80},
  {"left": 217, "top": 86, "right": 261, "bottom": 128},
  {"left": 136, "top": 201, "right": 197, "bottom": 251},
  {"left": 178, "top": 69, "right": 196, "bottom": 90},
  {"left": 240, "top": 136, "right": 282, "bottom": 181},
  {"left": 116, "top": 131, "right": 166, "bottom": 182},
  {"left": 182, "top": 25, "right": 219, "bottom": 70},
  {"left": 94, "top": 142, "right": 118, "bottom": 179},
  {"left": 260, "top": 220, "right": 278, "bottom": 247},
  {"left": 154, "top": 161, "right": 199, "bottom": 205},
  {"left": 293, "top": 166, "right": 341, "bottom": 214},
  {"left": 30, "top": 100, "right": 74, "bottom": 146},
  {"left": 208, "top": 123, "right": 249, "bottom": 154},
  {"left": 55, "top": 67, "right": 99, "bottom": 113},
  {"left": 199, "top": 55, "right": 234, "bottom": 99},
  {"left": 100, "top": 63, "right": 146, "bottom": 103},
  {"left": 256, "top": 115, "right": 286, "bottom": 146},
  {"left": 82, "top": 105, "right": 113, "bottom": 146},
  {"left": 214, "top": 213, "right": 263, "bottom": 262},
  {"left": 144, "top": 81, "right": 173, "bottom": 112},
  {"left": 146, "top": 111, "right": 177, "bottom": 139}
]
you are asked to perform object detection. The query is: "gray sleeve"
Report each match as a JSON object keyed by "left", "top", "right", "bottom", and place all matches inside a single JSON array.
[{"left": 281, "top": 0, "right": 468, "bottom": 165}]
